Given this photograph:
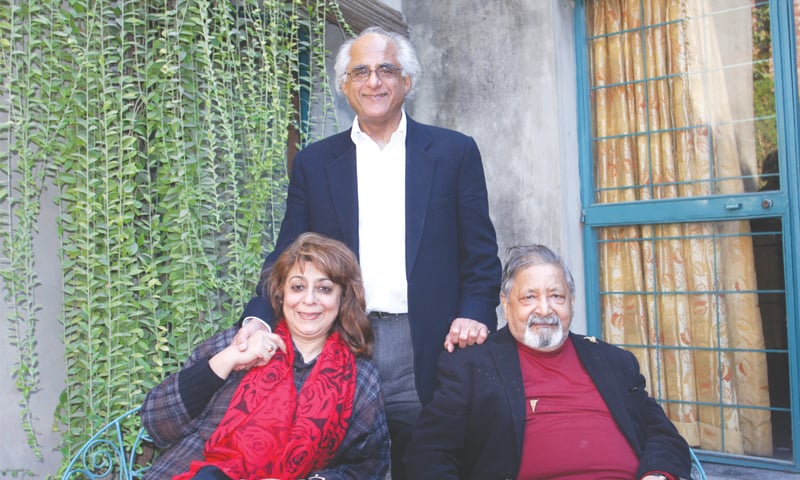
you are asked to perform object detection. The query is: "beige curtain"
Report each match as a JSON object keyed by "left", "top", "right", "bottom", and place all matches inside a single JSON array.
[{"left": 588, "top": 0, "right": 772, "bottom": 455}]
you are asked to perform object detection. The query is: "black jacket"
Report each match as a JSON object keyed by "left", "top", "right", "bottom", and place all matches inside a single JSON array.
[{"left": 405, "top": 329, "right": 691, "bottom": 479}]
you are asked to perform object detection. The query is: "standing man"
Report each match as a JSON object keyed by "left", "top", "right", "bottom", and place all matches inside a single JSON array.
[
  {"left": 404, "top": 244, "right": 691, "bottom": 479},
  {"left": 236, "top": 27, "right": 501, "bottom": 479}
]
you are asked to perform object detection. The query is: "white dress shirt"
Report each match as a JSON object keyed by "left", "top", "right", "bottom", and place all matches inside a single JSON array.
[{"left": 352, "top": 112, "right": 408, "bottom": 314}]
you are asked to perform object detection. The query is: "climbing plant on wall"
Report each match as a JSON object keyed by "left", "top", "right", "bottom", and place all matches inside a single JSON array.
[
  {"left": 1, "top": 0, "right": 67, "bottom": 462},
  {"left": 0, "top": 0, "right": 348, "bottom": 468}
]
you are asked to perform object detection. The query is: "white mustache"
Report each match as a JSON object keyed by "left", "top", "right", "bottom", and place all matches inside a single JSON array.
[{"left": 527, "top": 314, "right": 560, "bottom": 327}]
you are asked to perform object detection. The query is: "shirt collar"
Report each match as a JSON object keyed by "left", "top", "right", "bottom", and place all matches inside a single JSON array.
[{"left": 350, "top": 110, "right": 407, "bottom": 146}]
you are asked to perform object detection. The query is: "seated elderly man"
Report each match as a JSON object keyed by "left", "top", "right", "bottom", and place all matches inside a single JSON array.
[{"left": 404, "top": 244, "right": 691, "bottom": 480}]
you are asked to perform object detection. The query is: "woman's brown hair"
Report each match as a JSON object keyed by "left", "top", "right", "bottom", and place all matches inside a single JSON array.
[{"left": 263, "top": 232, "right": 373, "bottom": 358}]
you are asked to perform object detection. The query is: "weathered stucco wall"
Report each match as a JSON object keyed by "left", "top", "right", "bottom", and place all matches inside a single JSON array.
[
  {"left": 1, "top": 176, "right": 66, "bottom": 476},
  {"left": 401, "top": 0, "right": 585, "bottom": 330}
]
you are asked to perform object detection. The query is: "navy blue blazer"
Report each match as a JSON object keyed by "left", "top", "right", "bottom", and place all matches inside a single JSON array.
[
  {"left": 405, "top": 330, "right": 692, "bottom": 479},
  {"left": 242, "top": 117, "right": 501, "bottom": 404}
]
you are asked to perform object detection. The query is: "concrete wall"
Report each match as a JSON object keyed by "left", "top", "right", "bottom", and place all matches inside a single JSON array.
[
  {"left": 27, "top": 179, "right": 67, "bottom": 472},
  {"left": 401, "top": 0, "right": 585, "bottom": 330},
  {"left": 1, "top": 173, "right": 66, "bottom": 475}
]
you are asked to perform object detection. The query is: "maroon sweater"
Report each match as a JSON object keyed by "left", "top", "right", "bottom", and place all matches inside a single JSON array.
[{"left": 516, "top": 337, "right": 642, "bottom": 479}]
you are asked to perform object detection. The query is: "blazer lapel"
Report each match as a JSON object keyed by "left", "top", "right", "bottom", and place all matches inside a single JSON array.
[
  {"left": 572, "top": 334, "right": 640, "bottom": 452},
  {"left": 325, "top": 134, "right": 360, "bottom": 254},
  {"left": 404, "top": 118, "right": 435, "bottom": 274},
  {"left": 492, "top": 329, "right": 527, "bottom": 464}
]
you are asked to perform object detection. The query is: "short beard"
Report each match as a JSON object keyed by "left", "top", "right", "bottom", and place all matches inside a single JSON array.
[{"left": 522, "top": 313, "right": 566, "bottom": 351}]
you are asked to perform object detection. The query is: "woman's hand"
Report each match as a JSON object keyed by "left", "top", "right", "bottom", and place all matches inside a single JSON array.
[{"left": 209, "top": 329, "right": 287, "bottom": 379}]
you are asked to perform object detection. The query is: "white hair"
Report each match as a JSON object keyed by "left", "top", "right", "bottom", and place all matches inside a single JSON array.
[{"left": 333, "top": 27, "right": 421, "bottom": 101}]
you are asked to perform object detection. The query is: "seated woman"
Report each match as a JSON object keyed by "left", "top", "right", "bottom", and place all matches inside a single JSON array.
[{"left": 140, "top": 232, "right": 389, "bottom": 480}]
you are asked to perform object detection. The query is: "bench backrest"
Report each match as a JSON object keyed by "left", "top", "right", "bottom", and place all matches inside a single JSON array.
[
  {"left": 60, "top": 406, "right": 708, "bottom": 480},
  {"left": 61, "top": 407, "right": 152, "bottom": 480}
]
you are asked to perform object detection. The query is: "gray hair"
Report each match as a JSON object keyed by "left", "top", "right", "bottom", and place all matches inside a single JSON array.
[
  {"left": 500, "top": 244, "right": 576, "bottom": 297},
  {"left": 334, "top": 26, "right": 421, "bottom": 101}
]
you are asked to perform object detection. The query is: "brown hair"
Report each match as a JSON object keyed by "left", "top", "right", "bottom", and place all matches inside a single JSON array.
[{"left": 263, "top": 232, "right": 373, "bottom": 358}]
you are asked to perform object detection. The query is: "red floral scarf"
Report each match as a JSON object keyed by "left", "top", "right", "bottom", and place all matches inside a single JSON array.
[{"left": 174, "top": 322, "right": 356, "bottom": 480}]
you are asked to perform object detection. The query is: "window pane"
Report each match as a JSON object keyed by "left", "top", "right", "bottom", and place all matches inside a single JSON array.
[
  {"left": 596, "top": 218, "right": 789, "bottom": 460},
  {"left": 586, "top": 0, "right": 779, "bottom": 203}
]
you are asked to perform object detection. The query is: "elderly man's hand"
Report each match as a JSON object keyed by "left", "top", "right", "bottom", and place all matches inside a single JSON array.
[
  {"left": 443, "top": 317, "right": 490, "bottom": 352},
  {"left": 235, "top": 318, "right": 271, "bottom": 351},
  {"left": 209, "top": 329, "right": 287, "bottom": 379},
  {"left": 232, "top": 319, "right": 285, "bottom": 371}
]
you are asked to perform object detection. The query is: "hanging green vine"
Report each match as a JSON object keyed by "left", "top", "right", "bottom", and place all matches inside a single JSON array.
[
  {"left": 1, "top": 0, "right": 347, "bottom": 470},
  {"left": 1, "top": 0, "right": 66, "bottom": 461}
]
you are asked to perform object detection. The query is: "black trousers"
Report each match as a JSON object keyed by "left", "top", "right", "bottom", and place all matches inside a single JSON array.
[
  {"left": 191, "top": 466, "right": 232, "bottom": 480},
  {"left": 388, "top": 416, "right": 415, "bottom": 480}
]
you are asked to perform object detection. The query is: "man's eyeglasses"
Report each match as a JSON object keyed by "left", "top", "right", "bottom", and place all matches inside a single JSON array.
[{"left": 345, "top": 64, "right": 403, "bottom": 83}]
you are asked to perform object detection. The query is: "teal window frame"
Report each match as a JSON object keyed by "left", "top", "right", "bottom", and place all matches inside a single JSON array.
[{"left": 574, "top": 0, "right": 800, "bottom": 472}]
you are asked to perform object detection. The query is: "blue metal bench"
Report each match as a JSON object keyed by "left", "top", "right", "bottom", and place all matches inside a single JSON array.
[
  {"left": 690, "top": 446, "right": 708, "bottom": 480},
  {"left": 61, "top": 405, "right": 708, "bottom": 479},
  {"left": 61, "top": 406, "right": 153, "bottom": 480}
]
